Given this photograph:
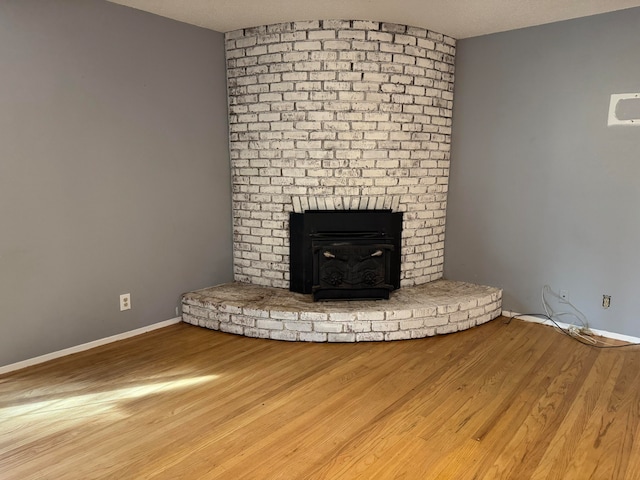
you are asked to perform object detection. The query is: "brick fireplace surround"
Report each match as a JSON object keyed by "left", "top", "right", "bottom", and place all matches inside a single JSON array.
[{"left": 182, "top": 20, "right": 502, "bottom": 341}]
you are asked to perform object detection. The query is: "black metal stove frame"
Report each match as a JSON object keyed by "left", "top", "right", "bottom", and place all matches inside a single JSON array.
[{"left": 289, "top": 210, "right": 403, "bottom": 301}]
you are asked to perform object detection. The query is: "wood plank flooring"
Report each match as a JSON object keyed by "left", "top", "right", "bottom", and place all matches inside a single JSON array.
[{"left": 2, "top": 317, "right": 640, "bottom": 479}]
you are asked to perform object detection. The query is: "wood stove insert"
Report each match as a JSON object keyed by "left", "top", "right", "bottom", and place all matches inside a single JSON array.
[{"left": 290, "top": 210, "right": 402, "bottom": 301}]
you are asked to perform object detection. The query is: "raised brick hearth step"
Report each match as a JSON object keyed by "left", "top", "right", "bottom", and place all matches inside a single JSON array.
[{"left": 182, "top": 280, "right": 502, "bottom": 342}]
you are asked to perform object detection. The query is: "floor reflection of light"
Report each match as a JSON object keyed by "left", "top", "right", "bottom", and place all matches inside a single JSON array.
[{"left": 2, "top": 374, "right": 218, "bottom": 422}]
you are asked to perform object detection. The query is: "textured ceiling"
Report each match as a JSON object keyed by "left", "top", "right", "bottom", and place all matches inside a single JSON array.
[{"left": 106, "top": 0, "right": 640, "bottom": 38}]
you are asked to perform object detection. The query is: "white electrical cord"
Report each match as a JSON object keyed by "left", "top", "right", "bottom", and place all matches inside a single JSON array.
[
  {"left": 542, "top": 285, "right": 589, "bottom": 329},
  {"left": 510, "top": 286, "right": 639, "bottom": 349},
  {"left": 540, "top": 285, "right": 640, "bottom": 347},
  {"left": 541, "top": 285, "right": 597, "bottom": 344}
]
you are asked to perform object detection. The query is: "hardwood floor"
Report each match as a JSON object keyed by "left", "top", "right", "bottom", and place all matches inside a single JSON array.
[{"left": 2, "top": 317, "right": 640, "bottom": 479}]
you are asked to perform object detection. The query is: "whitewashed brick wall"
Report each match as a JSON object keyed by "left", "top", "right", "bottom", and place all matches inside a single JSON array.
[{"left": 225, "top": 20, "right": 456, "bottom": 289}]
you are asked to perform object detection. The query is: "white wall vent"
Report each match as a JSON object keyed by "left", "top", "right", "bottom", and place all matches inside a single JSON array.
[{"left": 608, "top": 93, "right": 640, "bottom": 126}]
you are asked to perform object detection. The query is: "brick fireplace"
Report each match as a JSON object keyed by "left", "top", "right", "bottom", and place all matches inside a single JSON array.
[
  {"left": 226, "top": 20, "right": 455, "bottom": 289},
  {"left": 180, "top": 19, "right": 502, "bottom": 342}
]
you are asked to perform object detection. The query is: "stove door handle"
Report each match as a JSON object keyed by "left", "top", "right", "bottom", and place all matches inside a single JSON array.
[
  {"left": 323, "top": 251, "right": 336, "bottom": 258},
  {"left": 371, "top": 250, "right": 383, "bottom": 257}
]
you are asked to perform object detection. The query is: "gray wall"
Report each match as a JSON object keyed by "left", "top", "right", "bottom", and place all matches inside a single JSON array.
[
  {"left": 445, "top": 8, "right": 640, "bottom": 336},
  {"left": 0, "top": 0, "right": 233, "bottom": 366}
]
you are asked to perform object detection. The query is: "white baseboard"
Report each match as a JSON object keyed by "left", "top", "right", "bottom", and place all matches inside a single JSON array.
[
  {"left": 502, "top": 310, "right": 640, "bottom": 344},
  {"left": 0, "top": 317, "right": 182, "bottom": 376}
]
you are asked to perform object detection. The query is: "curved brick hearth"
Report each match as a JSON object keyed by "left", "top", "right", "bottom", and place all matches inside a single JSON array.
[{"left": 181, "top": 280, "right": 502, "bottom": 342}]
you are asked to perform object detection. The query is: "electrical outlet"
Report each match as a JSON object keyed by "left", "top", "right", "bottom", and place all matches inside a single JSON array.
[
  {"left": 559, "top": 290, "right": 569, "bottom": 301},
  {"left": 602, "top": 295, "right": 611, "bottom": 309},
  {"left": 120, "top": 293, "right": 131, "bottom": 311}
]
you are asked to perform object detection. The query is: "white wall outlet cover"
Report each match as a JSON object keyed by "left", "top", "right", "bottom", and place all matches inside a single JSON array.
[
  {"left": 119, "top": 293, "right": 131, "bottom": 311},
  {"left": 608, "top": 93, "right": 640, "bottom": 126}
]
